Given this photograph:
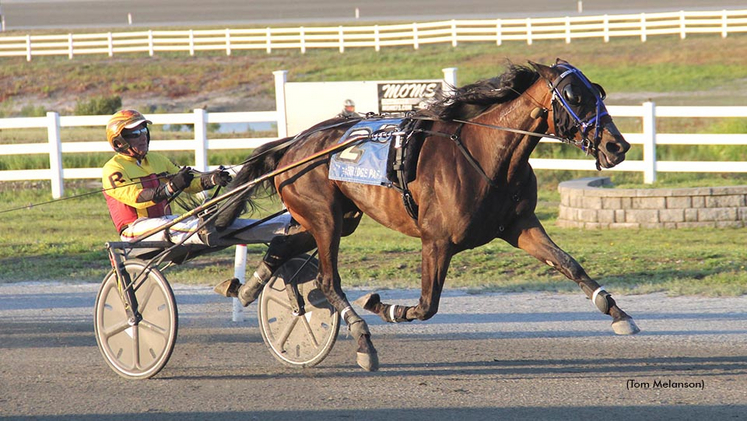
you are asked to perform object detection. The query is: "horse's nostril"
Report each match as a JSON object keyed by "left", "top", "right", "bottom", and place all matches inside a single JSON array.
[
  {"left": 605, "top": 142, "right": 621, "bottom": 155},
  {"left": 605, "top": 138, "right": 630, "bottom": 155}
]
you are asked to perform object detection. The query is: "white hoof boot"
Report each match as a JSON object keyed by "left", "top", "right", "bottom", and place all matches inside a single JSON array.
[
  {"left": 612, "top": 318, "right": 640, "bottom": 335},
  {"left": 357, "top": 351, "right": 379, "bottom": 372}
]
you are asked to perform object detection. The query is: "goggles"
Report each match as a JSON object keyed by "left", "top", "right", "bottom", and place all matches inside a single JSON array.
[{"left": 122, "top": 127, "right": 149, "bottom": 139}]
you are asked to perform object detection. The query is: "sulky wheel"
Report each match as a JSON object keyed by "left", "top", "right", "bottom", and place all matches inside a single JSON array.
[
  {"left": 258, "top": 255, "right": 340, "bottom": 368},
  {"left": 94, "top": 260, "right": 178, "bottom": 380}
]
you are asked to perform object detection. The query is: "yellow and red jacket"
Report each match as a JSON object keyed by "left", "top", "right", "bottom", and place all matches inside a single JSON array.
[{"left": 102, "top": 153, "right": 203, "bottom": 234}]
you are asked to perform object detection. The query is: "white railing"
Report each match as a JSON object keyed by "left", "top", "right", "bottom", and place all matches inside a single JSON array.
[
  {"left": 0, "top": 109, "right": 282, "bottom": 198},
  {"left": 0, "top": 70, "right": 289, "bottom": 198},
  {"left": 1, "top": 9, "right": 746, "bottom": 60},
  {"left": 2, "top": 102, "right": 747, "bottom": 198},
  {"left": 530, "top": 103, "right": 747, "bottom": 183}
]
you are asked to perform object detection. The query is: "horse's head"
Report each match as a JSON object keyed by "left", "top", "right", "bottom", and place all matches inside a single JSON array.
[{"left": 531, "top": 59, "right": 630, "bottom": 169}]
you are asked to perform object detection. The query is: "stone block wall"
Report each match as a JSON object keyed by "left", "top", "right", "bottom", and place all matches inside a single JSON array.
[{"left": 557, "top": 177, "right": 747, "bottom": 229}]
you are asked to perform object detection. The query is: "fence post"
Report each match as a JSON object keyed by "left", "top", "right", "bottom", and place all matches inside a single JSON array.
[
  {"left": 26, "top": 34, "right": 31, "bottom": 61},
  {"left": 266, "top": 27, "right": 272, "bottom": 53},
  {"left": 722, "top": 10, "right": 728, "bottom": 38},
  {"left": 603, "top": 15, "right": 609, "bottom": 42},
  {"left": 193, "top": 108, "right": 208, "bottom": 172},
  {"left": 225, "top": 28, "right": 231, "bottom": 56},
  {"left": 640, "top": 13, "right": 647, "bottom": 42},
  {"left": 300, "top": 27, "right": 306, "bottom": 53},
  {"left": 451, "top": 20, "right": 457, "bottom": 47},
  {"left": 374, "top": 25, "right": 380, "bottom": 51},
  {"left": 68, "top": 33, "right": 74, "bottom": 59},
  {"left": 496, "top": 19, "right": 502, "bottom": 46},
  {"left": 642, "top": 101, "right": 657, "bottom": 184},
  {"left": 189, "top": 29, "right": 195, "bottom": 56},
  {"left": 442, "top": 67, "right": 458, "bottom": 92},
  {"left": 412, "top": 23, "right": 418, "bottom": 50},
  {"left": 339, "top": 26, "right": 344, "bottom": 53},
  {"left": 680, "top": 10, "right": 686, "bottom": 39},
  {"left": 47, "top": 112, "right": 64, "bottom": 199},
  {"left": 148, "top": 30, "right": 155, "bottom": 56},
  {"left": 232, "top": 244, "right": 247, "bottom": 322},
  {"left": 526, "top": 18, "right": 532, "bottom": 45},
  {"left": 273, "top": 70, "right": 288, "bottom": 138}
]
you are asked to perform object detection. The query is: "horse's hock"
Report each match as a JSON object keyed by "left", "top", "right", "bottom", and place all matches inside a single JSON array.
[{"left": 557, "top": 177, "right": 747, "bottom": 229}]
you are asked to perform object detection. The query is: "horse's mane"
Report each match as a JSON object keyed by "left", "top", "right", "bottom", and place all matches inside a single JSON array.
[{"left": 417, "top": 63, "right": 539, "bottom": 121}]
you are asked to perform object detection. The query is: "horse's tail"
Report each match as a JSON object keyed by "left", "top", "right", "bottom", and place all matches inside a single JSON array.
[{"left": 214, "top": 136, "right": 294, "bottom": 230}]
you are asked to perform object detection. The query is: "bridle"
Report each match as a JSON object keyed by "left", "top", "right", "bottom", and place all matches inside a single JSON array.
[{"left": 545, "top": 62, "right": 609, "bottom": 169}]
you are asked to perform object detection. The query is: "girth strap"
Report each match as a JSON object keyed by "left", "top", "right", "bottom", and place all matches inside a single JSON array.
[{"left": 392, "top": 123, "right": 420, "bottom": 220}]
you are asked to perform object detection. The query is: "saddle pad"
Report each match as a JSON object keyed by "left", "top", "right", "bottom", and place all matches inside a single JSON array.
[{"left": 329, "top": 118, "right": 403, "bottom": 186}]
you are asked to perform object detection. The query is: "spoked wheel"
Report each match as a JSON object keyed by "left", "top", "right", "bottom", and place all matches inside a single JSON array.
[
  {"left": 258, "top": 255, "right": 340, "bottom": 368},
  {"left": 94, "top": 260, "right": 178, "bottom": 380}
]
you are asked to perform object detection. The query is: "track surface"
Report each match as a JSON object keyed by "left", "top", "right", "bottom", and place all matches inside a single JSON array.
[
  {"left": 1, "top": 283, "right": 746, "bottom": 420},
  {"left": 2, "top": 1, "right": 745, "bottom": 30}
]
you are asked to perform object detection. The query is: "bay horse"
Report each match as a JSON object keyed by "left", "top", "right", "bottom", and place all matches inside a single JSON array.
[{"left": 215, "top": 59, "right": 638, "bottom": 371}]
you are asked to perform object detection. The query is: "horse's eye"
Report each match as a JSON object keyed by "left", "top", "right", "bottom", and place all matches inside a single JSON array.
[
  {"left": 563, "top": 85, "right": 583, "bottom": 105},
  {"left": 592, "top": 83, "right": 607, "bottom": 100}
]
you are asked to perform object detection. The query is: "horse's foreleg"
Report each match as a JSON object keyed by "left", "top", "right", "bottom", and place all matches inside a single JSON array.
[
  {"left": 357, "top": 239, "right": 453, "bottom": 323},
  {"left": 509, "top": 215, "right": 639, "bottom": 335}
]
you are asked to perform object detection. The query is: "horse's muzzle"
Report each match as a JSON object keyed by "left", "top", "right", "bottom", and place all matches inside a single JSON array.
[{"left": 598, "top": 124, "right": 630, "bottom": 168}]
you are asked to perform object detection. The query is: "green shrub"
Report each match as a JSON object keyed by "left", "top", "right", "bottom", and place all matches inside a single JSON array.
[
  {"left": 73, "top": 95, "right": 122, "bottom": 116},
  {"left": 20, "top": 104, "right": 47, "bottom": 117}
]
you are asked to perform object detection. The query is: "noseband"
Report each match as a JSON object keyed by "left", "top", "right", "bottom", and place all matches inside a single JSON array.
[{"left": 547, "top": 63, "right": 608, "bottom": 169}]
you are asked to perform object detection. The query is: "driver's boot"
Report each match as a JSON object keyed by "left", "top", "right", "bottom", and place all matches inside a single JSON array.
[{"left": 214, "top": 261, "right": 273, "bottom": 307}]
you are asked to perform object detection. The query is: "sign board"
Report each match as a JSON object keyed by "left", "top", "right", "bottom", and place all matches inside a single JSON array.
[
  {"left": 284, "top": 79, "right": 445, "bottom": 136},
  {"left": 377, "top": 81, "right": 442, "bottom": 113}
]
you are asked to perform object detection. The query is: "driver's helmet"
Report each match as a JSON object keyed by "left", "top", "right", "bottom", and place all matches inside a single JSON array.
[
  {"left": 106, "top": 110, "right": 152, "bottom": 153},
  {"left": 344, "top": 99, "right": 355, "bottom": 107}
]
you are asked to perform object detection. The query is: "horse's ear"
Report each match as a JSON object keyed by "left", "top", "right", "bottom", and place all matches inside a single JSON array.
[{"left": 528, "top": 61, "right": 553, "bottom": 80}]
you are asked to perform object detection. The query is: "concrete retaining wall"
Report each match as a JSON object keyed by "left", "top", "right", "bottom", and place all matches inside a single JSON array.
[{"left": 557, "top": 177, "right": 747, "bottom": 229}]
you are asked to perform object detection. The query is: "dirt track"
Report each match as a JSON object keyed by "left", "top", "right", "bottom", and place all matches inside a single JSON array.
[{"left": 1, "top": 283, "right": 746, "bottom": 420}]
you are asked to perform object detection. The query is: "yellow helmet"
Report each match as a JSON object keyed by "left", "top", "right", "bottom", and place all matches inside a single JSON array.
[{"left": 106, "top": 110, "right": 152, "bottom": 153}]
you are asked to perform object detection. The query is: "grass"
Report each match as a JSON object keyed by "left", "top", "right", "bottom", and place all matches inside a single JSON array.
[{"left": 0, "top": 177, "right": 745, "bottom": 296}]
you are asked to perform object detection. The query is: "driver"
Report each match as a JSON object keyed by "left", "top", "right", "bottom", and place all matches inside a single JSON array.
[
  {"left": 101, "top": 109, "right": 292, "bottom": 246},
  {"left": 337, "top": 99, "right": 360, "bottom": 118}
]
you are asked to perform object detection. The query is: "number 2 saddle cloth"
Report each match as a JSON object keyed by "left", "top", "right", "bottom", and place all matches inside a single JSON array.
[{"left": 329, "top": 117, "right": 426, "bottom": 219}]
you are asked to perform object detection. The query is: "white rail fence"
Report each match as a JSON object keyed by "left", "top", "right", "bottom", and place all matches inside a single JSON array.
[
  {"left": 2, "top": 102, "right": 747, "bottom": 198},
  {"left": 1, "top": 9, "right": 746, "bottom": 61}
]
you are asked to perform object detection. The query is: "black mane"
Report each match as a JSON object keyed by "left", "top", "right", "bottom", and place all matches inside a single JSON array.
[{"left": 418, "top": 63, "right": 540, "bottom": 121}]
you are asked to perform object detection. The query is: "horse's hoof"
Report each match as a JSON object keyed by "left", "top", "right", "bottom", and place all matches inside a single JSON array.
[
  {"left": 213, "top": 278, "right": 241, "bottom": 298},
  {"left": 612, "top": 318, "right": 640, "bottom": 335},
  {"left": 353, "top": 293, "right": 380, "bottom": 311},
  {"left": 357, "top": 351, "right": 379, "bottom": 372}
]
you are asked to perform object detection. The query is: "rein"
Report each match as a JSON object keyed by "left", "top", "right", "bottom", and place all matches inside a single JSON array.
[{"left": 408, "top": 114, "right": 591, "bottom": 188}]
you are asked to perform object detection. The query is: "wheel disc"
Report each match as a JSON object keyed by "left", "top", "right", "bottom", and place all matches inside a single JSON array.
[
  {"left": 258, "top": 256, "right": 339, "bottom": 368},
  {"left": 94, "top": 261, "right": 177, "bottom": 379}
]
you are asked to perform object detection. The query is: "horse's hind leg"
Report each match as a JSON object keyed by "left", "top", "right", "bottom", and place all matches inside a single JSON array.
[
  {"left": 508, "top": 214, "right": 639, "bottom": 335},
  {"left": 285, "top": 201, "right": 377, "bottom": 371},
  {"left": 217, "top": 211, "right": 362, "bottom": 306}
]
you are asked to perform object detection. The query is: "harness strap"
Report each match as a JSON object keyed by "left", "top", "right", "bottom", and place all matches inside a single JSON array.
[{"left": 416, "top": 124, "right": 498, "bottom": 189}]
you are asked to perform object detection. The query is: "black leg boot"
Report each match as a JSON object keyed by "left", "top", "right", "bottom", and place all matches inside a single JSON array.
[{"left": 236, "top": 261, "right": 274, "bottom": 307}]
